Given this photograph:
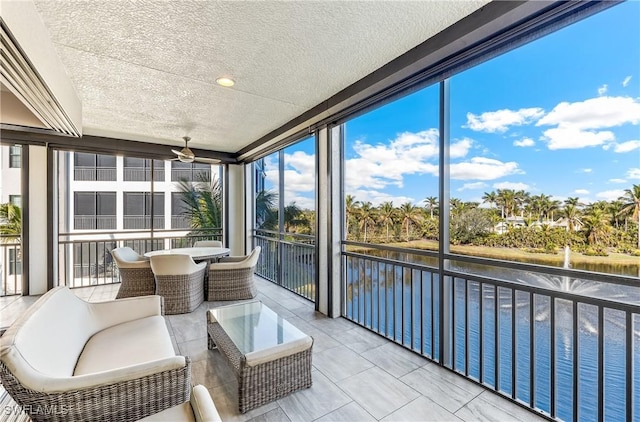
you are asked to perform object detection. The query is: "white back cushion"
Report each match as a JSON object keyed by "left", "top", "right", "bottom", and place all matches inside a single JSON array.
[{"left": 1, "top": 287, "right": 95, "bottom": 377}]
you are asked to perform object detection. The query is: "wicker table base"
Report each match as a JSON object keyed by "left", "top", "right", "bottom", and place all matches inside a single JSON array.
[{"left": 206, "top": 306, "right": 313, "bottom": 413}]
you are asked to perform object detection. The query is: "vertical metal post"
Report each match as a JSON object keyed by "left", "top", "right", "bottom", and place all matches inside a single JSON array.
[
  {"left": 278, "top": 149, "right": 285, "bottom": 287},
  {"left": 438, "top": 79, "right": 451, "bottom": 366}
]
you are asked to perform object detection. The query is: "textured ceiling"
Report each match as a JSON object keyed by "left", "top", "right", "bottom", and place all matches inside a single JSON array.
[{"left": 32, "top": 0, "right": 489, "bottom": 153}]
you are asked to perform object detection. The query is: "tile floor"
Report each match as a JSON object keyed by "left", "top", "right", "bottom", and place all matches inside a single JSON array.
[{"left": 0, "top": 278, "right": 547, "bottom": 422}]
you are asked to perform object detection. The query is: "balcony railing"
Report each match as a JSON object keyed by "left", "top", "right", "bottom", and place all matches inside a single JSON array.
[
  {"left": 0, "top": 236, "right": 21, "bottom": 296},
  {"left": 171, "top": 169, "right": 211, "bottom": 182},
  {"left": 57, "top": 228, "right": 222, "bottom": 288},
  {"left": 253, "top": 229, "right": 316, "bottom": 302},
  {"left": 74, "top": 167, "right": 117, "bottom": 181},
  {"left": 343, "top": 241, "right": 640, "bottom": 422},
  {"left": 123, "top": 216, "right": 165, "bottom": 230},
  {"left": 74, "top": 215, "right": 117, "bottom": 230},
  {"left": 171, "top": 216, "right": 191, "bottom": 229},
  {"left": 123, "top": 168, "right": 165, "bottom": 181}
]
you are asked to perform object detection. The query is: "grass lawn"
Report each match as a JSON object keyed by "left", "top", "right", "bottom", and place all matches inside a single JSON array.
[{"left": 357, "top": 239, "right": 640, "bottom": 268}]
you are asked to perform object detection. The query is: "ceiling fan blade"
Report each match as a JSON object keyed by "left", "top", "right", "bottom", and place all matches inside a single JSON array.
[
  {"left": 194, "top": 157, "right": 221, "bottom": 164},
  {"left": 171, "top": 148, "right": 184, "bottom": 156}
]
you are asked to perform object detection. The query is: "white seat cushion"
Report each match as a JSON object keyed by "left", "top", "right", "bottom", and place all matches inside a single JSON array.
[
  {"left": 140, "top": 402, "right": 195, "bottom": 422},
  {"left": 74, "top": 316, "right": 174, "bottom": 375}
]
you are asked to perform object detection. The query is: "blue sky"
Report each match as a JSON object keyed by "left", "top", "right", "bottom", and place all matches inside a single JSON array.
[{"left": 266, "top": 1, "right": 639, "bottom": 210}]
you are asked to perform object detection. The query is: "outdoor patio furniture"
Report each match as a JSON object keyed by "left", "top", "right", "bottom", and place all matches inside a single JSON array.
[
  {"left": 193, "top": 240, "right": 223, "bottom": 248},
  {"left": 206, "top": 301, "right": 313, "bottom": 413},
  {"left": 207, "top": 246, "right": 261, "bottom": 301},
  {"left": 140, "top": 385, "right": 222, "bottom": 421},
  {"left": 0, "top": 286, "right": 190, "bottom": 422},
  {"left": 111, "top": 246, "right": 156, "bottom": 299},
  {"left": 150, "top": 254, "right": 206, "bottom": 314}
]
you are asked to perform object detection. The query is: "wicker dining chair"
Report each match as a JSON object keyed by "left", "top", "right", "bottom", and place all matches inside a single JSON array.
[
  {"left": 150, "top": 254, "right": 206, "bottom": 314},
  {"left": 193, "top": 240, "right": 223, "bottom": 248},
  {"left": 207, "top": 246, "right": 261, "bottom": 301},
  {"left": 111, "top": 246, "right": 156, "bottom": 299}
]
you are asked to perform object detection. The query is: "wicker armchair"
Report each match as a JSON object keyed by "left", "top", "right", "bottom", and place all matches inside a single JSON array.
[
  {"left": 207, "top": 246, "right": 261, "bottom": 301},
  {"left": 111, "top": 247, "right": 156, "bottom": 299},
  {"left": 193, "top": 240, "right": 223, "bottom": 248},
  {"left": 150, "top": 254, "right": 206, "bottom": 314}
]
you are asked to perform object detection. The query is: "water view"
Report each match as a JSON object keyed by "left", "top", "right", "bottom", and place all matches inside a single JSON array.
[{"left": 344, "top": 254, "right": 639, "bottom": 421}]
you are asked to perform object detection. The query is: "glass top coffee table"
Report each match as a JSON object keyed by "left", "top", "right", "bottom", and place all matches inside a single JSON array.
[{"left": 206, "top": 301, "right": 313, "bottom": 413}]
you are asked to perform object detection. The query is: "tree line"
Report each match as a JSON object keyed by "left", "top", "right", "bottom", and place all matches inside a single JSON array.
[{"left": 344, "top": 185, "right": 640, "bottom": 256}]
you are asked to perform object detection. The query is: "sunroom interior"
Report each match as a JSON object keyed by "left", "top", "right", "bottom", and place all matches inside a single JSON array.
[{"left": 1, "top": 1, "right": 639, "bottom": 421}]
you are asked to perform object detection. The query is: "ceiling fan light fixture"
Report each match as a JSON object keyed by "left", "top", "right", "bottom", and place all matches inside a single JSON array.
[
  {"left": 216, "top": 77, "right": 235, "bottom": 87},
  {"left": 178, "top": 154, "right": 195, "bottom": 163}
]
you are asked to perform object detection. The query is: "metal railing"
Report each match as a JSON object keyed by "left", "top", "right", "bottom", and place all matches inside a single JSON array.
[
  {"left": 74, "top": 215, "right": 117, "bottom": 230},
  {"left": 73, "top": 168, "right": 117, "bottom": 181},
  {"left": 0, "top": 235, "right": 21, "bottom": 296},
  {"left": 123, "top": 216, "right": 165, "bottom": 230},
  {"left": 343, "top": 242, "right": 640, "bottom": 422},
  {"left": 253, "top": 229, "right": 316, "bottom": 302},
  {"left": 171, "top": 169, "right": 211, "bottom": 182},
  {"left": 171, "top": 216, "right": 191, "bottom": 229},
  {"left": 123, "top": 168, "right": 165, "bottom": 181},
  {"left": 58, "top": 228, "right": 222, "bottom": 288}
]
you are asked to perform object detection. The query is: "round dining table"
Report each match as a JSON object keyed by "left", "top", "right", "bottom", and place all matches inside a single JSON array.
[{"left": 144, "top": 246, "right": 230, "bottom": 261}]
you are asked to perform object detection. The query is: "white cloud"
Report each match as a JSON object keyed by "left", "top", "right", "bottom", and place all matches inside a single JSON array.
[
  {"left": 597, "top": 84, "right": 608, "bottom": 96},
  {"left": 458, "top": 182, "right": 488, "bottom": 191},
  {"left": 628, "top": 168, "right": 640, "bottom": 179},
  {"left": 513, "top": 137, "right": 535, "bottom": 147},
  {"left": 622, "top": 76, "right": 632, "bottom": 87},
  {"left": 596, "top": 189, "right": 626, "bottom": 201},
  {"left": 608, "top": 140, "right": 640, "bottom": 153},
  {"left": 465, "top": 108, "right": 544, "bottom": 133},
  {"left": 492, "top": 181, "right": 530, "bottom": 191},
  {"left": 450, "top": 157, "right": 524, "bottom": 180},
  {"left": 537, "top": 96, "right": 640, "bottom": 130},
  {"left": 349, "top": 189, "right": 416, "bottom": 207},
  {"left": 609, "top": 178, "right": 627, "bottom": 183},
  {"left": 580, "top": 168, "right": 593, "bottom": 173},
  {"left": 541, "top": 127, "right": 615, "bottom": 150},
  {"left": 574, "top": 189, "right": 590, "bottom": 195}
]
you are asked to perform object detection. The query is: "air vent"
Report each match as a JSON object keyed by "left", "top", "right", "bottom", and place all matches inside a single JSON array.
[{"left": 1, "top": 20, "right": 80, "bottom": 136}]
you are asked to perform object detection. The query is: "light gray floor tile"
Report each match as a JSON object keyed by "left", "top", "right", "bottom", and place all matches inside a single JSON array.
[
  {"left": 315, "top": 401, "right": 376, "bottom": 422},
  {"left": 339, "top": 367, "right": 420, "bottom": 420},
  {"left": 363, "top": 341, "right": 430, "bottom": 377},
  {"left": 167, "top": 310, "right": 207, "bottom": 343},
  {"left": 190, "top": 351, "right": 237, "bottom": 389},
  {"left": 459, "top": 391, "right": 547, "bottom": 421},
  {"left": 307, "top": 330, "right": 341, "bottom": 354},
  {"left": 0, "top": 295, "right": 39, "bottom": 327},
  {"left": 209, "top": 382, "right": 280, "bottom": 422},
  {"left": 310, "top": 316, "right": 358, "bottom": 337},
  {"left": 455, "top": 394, "right": 532, "bottom": 422},
  {"left": 422, "top": 364, "right": 485, "bottom": 395},
  {"left": 382, "top": 396, "right": 462, "bottom": 422},
  {"left": 278, "top": 370, "right": 351, "bottom": 421},
  {"left": 331, "top": 327, "right": 389, "bottom": 354},
  {"left": 314, "top": 345, "right": 374, "bottom": 382},
  {"left": 400, "top": 367, "right": 480, "bottom": 413},
  {"left": 246, "top": 407, "right": 291, "bottom": 422},
  {"left": 178, "top": 335, "right": 210, "bottom": 362}
]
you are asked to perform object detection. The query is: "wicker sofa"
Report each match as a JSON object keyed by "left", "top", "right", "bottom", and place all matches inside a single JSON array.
[{"left": 0, "top": 286, "right": 191, "bottom": 422}]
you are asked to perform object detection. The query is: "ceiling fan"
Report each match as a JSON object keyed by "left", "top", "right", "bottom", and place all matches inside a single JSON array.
[{"left": 171, "top": 136, "right": 220, "bottom": 164}]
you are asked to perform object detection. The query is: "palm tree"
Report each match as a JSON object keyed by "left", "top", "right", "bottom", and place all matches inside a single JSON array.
[
  {"left": 561, "top": 204, "right": 582, "bottom": 232},
  {"left": 619, "top": 184, "right": 640, "bottom": 248},
  {"left": 357, "top": 202, "right": 377, "bottom": 242},
  {"left": 581, "top": 208, "right": 611, "bottom": 247},
  {"left": 423, "top": 196, "right": 438, "bottom": 219},
  {"left": 565, "top": 197, "right": 583, "bottom": 208},
  {"left": 481, "top": 191, "right": 498, "bottom": 211},
  {"left": 496, "top": 189, "right": 516, "bottom": 218},
  {"left": 283, "top": 202, "right": 305, "bottom": 233},
  {"left": 255, "top": 189, "right": 278, "bottom": 229},
  {"left": 378, "top": 201, "right": 396, "bottom": 242},
  {"left": 176, "top": 174, "right": 222, "bottom": 232},
  {"left": 0, "top": 203, "right": 22, "bottom": 242},
  {"left": 398, "top": 202, "right": 421, "bottom": 241},
  {"left": 345, "top": 194, "right": 360, "bottom": 240}
]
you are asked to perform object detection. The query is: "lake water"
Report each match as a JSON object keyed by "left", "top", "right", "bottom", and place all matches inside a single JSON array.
[{"left": 344, "top": 251, "right": 640, "bottom": 421}]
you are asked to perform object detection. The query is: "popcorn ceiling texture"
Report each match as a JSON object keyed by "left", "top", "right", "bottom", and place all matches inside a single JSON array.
[{"left": 33, "top": 0, "right": 488, "bottom": 153}]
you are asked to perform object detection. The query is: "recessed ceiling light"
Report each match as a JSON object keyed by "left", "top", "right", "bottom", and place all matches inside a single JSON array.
[{"left": 216, "top": 77, "right": 235, "bottom": 87}]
